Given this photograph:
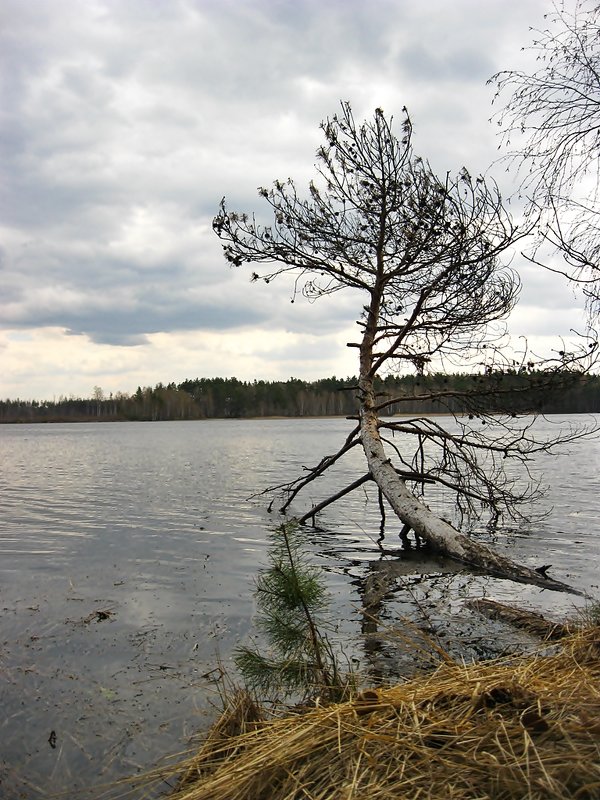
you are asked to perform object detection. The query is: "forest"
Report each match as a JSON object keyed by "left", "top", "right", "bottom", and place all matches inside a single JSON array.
[{"left": 2, "top": 370, "right": 599, "bottom": 423}]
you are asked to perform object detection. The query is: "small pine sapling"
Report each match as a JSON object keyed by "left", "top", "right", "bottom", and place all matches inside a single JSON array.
[{"left": 234, "top": 522, "right": 349, "bottom": 702}]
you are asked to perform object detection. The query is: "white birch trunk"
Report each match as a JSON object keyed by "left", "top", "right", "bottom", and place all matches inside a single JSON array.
[
  {"left": 357, "top": 296, "right": 582, "bottom": 595},
  {"left": 359, "top": 405, "right": 582, "bottom": 594}
]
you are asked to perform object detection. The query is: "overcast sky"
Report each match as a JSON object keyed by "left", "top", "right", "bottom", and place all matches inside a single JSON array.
[{"left": 1, "top": 0, "right": 587, "bottom": 401}]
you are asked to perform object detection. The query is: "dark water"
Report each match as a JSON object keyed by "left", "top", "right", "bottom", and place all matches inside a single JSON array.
[{"left": 0, "top": 417, "right": 598, "bottom": 798}]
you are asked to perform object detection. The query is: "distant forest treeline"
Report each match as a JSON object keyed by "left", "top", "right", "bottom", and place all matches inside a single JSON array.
[{"left": 2, "top": 372, "right": 600, "bottom": 423}]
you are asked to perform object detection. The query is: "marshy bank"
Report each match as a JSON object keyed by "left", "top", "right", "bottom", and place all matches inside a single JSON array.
[
  {"left": 138, "top": 522, "right": 600, "bottom": 800},
  {"left": 140, "top": 621, "right": 600, "bottom": 800}
]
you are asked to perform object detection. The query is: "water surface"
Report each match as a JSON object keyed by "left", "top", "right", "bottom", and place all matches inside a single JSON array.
[{"left": 0, "top": 417, "right": 598, "bottom": 797}]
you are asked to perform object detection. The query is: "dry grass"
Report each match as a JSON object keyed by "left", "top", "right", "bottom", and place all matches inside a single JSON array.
[{"left": 158, "top": 625, "right": 600, "bottom": 800}]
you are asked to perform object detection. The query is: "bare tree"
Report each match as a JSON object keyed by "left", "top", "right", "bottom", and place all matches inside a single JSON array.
[
  {"left": 490, "top": 0, "right": 600, "bottom": 313},
  {"left": 214, "top": 102, "right": 594, "bottom": 593}
]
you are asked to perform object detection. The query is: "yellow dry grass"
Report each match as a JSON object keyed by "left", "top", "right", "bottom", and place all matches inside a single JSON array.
[{"left": 161, "top": 625, "right": 600, "bottom": 800}]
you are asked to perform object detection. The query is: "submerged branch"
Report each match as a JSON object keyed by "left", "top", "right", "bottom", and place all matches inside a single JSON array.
[
  {"left": 279, "top": 432, "right": 362, "bottom": 513},
  {"left": 298, "top": 473, "right": 373, "bottom": 525}
]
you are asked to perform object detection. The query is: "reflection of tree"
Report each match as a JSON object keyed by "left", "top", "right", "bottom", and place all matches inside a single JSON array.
[
  {"left": 240, "top": 523, "right": 541, "bottom": 685},
  {"left": 350, "top": 554, "right": 532, "bottom": 681},
  {"left": 359, "top": 559, "right": 403, "bottom": 681}
]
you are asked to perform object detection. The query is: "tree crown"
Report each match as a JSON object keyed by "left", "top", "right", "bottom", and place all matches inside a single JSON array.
[{"left": 214, "top": 102, "right": 526, "bottom": 373}]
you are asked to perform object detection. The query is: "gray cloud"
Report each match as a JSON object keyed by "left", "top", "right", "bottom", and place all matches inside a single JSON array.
[
  {"left": 0, "top": 0, "right": 582, "bottom": 399},
  {"left": 397, "top": 43, "right": 494, "bottom": 85}
]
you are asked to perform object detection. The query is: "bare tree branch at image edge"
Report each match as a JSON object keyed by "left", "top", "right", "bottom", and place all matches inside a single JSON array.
[{"left": 490, "top": 0, "right": 600, "bottom": 317}]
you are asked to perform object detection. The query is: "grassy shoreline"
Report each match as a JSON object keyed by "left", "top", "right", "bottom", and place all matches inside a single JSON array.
[{"left": 137, "top": 622, "right": 600, "bottom": 800}]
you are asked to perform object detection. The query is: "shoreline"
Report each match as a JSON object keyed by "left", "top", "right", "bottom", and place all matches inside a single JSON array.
[
  {"left": 145, "top": 621, "right": 600, "bottom": 800},
  {"left": 2, "top": 410, "right": 597, "bottom": 425}
]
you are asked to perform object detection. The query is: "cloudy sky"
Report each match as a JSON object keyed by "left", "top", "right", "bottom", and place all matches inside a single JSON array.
[{"left": 1, "top": 0, "right": 586, "bottom": 401}]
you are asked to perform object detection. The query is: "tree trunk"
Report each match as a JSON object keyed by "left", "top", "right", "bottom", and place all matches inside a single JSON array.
[
  {"left": 466, "top": 598, "right": 572, "bottom": 639},
  {"left": 357, "top": 304, "right": 583, "bottom": 596},
  {"left": 358, "top": 403, "right": 583, "bottom": 594}
]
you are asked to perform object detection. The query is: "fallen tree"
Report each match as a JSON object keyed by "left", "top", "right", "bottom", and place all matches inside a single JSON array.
[
  {"left": 466, "top": 598, "right": 572, "bottom": 640},
  {"left": 214, "top": 102, "right": 596, "bottom": 594}
]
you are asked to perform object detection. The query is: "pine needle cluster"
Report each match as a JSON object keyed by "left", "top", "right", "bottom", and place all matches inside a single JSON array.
[{"left": 234, "top": 522, "right": 350, "bottom": 702}]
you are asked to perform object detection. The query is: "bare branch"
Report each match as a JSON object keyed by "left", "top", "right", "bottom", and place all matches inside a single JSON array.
[
  {"left": 297, "top": 474, "right": 373, "bottom": 525},
  {"left": 490, "top": 0, "right": 600, "bottom": 315}
]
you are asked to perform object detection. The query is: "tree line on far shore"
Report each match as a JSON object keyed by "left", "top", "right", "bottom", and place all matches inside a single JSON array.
[{"left": 2, "top": 371, "right": 599, "bottom": 424}]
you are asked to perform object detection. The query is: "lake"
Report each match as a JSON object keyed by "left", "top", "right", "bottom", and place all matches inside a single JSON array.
[{"left": 1, "top": 416, "right": 599, "bottom": 798}]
